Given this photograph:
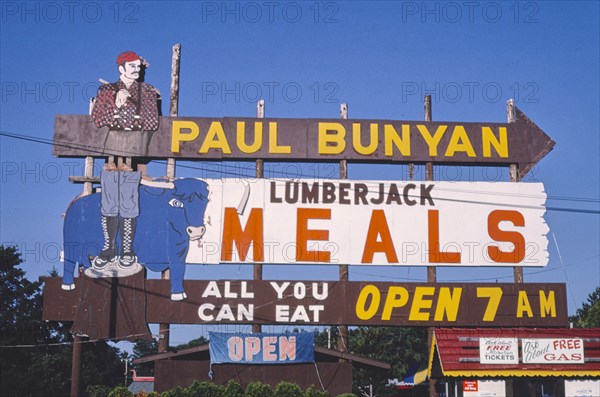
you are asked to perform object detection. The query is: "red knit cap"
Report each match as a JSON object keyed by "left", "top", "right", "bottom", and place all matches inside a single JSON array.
[{"left": 116, "top": 51, "right": 140, "bottom": 65}]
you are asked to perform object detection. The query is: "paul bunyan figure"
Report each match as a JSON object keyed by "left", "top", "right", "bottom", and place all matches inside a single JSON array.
[{"left": 90, "top": 51, "right": 160, "bottom": 277}]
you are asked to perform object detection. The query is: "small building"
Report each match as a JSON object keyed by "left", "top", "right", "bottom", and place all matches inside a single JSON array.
[
  {"left": 429, "top": 328, "right": 600, "bottom": 397},
  {"left": 133, "top": 344, "right": 390, "bottom": 395},
  {"left": 127, "top": 370, "right": 154, "bottom": 394}
]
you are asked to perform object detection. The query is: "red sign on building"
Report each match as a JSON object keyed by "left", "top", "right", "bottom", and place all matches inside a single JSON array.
[{"left": 463, "top": 380, "right": 478, "bottom": 391}]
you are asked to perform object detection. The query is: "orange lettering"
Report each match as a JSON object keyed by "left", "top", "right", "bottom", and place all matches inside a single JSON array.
[
  {"left": 428, "top": 210, "right": 461, "bottom": 263},
  {"left": 361, "top": 210, "right": 399, "bottom": 263},
  {"left": 221, "top": 208, "right": 264, "bottom": 261},
  {"left": 487, "top": 210, "right": 525, "bottom": 263},
  {"left": 296, "top": 208, "right": 331, "bottom": 262}
]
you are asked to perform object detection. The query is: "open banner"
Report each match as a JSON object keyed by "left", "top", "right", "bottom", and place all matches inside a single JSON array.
[{"left": 209, "top": 332, "right": 314, "bottom": 364}]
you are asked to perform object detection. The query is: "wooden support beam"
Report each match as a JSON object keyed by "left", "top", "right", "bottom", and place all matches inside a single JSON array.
[
  {"left": 425, "top": 94, "right": 438, "bottom": 397},
  {"left": 70, "top": 335, "right": 84, "bottom": 397},
  {"left": 507, "top": 99, "right": 523, "bottom": 284},
  {"left": 159, "top": 43, "right": 182, "bottom": 353},
  {"left": 338, "top": 103, "right": 348, "bottom": 355},
  {"left": 253, "top": 99, "right": 265, "bottom": 334}
]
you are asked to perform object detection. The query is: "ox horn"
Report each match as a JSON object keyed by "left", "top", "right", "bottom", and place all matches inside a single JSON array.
[
  {"left": 140, "top": 179, "right": 175, "bottom": 189},
  {"left": 236, "top": 180, "right": 251, "bottom": 215}
]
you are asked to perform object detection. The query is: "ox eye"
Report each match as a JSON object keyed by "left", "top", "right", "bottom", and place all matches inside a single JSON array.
[{"left": 168, "top": 199, "right": 184, "bottom": 208}]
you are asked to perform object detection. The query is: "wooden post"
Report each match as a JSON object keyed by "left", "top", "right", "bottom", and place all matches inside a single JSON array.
[
  {"left": 424, "top": 95, "right": 436, "bottom": 284},
  {"left": 507, "top": 99, "right": 523, "bottom": 284},
  {"left": 170, "top": 44, "right": 181, "bottom": 118},
  {"left": 83, "top": 156, "right": 93, "bottom": 196},
  {"left": 425, "top": 95, "right": 439, "bottom": 397},
  {"left": 71, "top": 132, "right": 95, "bottom": 395},
  {"left": 166, "top": 43, "right": 181, "bottom": 182},
  {"left": 159, "top": 44, "right": 181, "bottom": 353},
  {"left": 70, "top": 334, "right": 84, "bottom": 397},
  {"left": 424, "top": 95, "right": 434, "bottom": 181},
  {"left": 338, "top": 103, "right": 348, "bottom": 354},
  {"left": 253, "top": 99, "right": 265, "bottom": 334}
]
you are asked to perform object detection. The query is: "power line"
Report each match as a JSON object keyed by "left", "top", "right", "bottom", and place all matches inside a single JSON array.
[{"left": 2, "top": 130, "right": 599, "bottom": 215}]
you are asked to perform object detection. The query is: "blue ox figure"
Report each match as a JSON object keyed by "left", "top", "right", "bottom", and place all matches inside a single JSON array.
[{"left": 61, "top": 178, "right": 210, "bottom": 301}]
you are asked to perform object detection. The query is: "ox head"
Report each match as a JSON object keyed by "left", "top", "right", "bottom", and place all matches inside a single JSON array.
[
  {"left": 141, "top": 178, "right": 210, "bottom": 259},
  {"left": 170, "top": 179, "right": 210, "bottom": 244}
]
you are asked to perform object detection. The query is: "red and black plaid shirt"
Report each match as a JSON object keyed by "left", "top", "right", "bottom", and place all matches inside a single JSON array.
[{"left": 92, "top": 80, "right": 159, "bottom": 131}]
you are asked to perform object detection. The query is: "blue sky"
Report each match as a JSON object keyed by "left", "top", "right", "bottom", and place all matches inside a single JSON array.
[{"left": 1, "top": 1, "right": 599, "bottom": 346}]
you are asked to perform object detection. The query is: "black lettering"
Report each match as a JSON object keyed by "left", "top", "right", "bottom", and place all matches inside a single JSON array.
[
  {"left": 354, "top": 183, "right": 369, "bottom": 205},
  {"left": 386, "top": 183, "right": 402, "bottom": 205},
  {"left": 420, "top": 184, "right": 435, "bottom": 206},
  {"left": 404, "top": 183, "right": 417, "bottom": 206},
  {"left": 302, "top": 182, "right": 319, "bottom": 204},
  {"left": 339, "top": 183, "right": 351, "bottom": 205},
  {"left": 370, "top": 183, "right": 384, "bottom": 205},
  {"left": 285, "top": 181, "right": 299, "bottom": 203},
  {"left": 322, "top": 182, "right": 336, "bottom": 204},
  {"left": 270, "top": 181, "right": 282, "bottom": 203}
]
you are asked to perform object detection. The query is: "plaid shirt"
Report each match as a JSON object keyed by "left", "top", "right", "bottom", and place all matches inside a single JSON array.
[{"left": 92, "top": 80, "right": 159, "bottom": 131}]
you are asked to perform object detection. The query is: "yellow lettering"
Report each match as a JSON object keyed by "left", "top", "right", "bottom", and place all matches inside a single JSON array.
[
  {"left": 384, "top": 124, "right": 411, "bottom": 157},
  {"left": 517, "top": 291, "right": 533, "bottom": 318},
  {"left": 482, "top": 127, "right": 508, "bottom": 158},
  {"left": 445, "top": 125, "right": 476, "bottom": 157},
  {"left": 355, "top": 285, "right": 380, "bottom": 320},
  {"left": 434, "top": 287, "right": 462, "bottom": 321},
  {"left": 318, "top": 122, "right": 346, "bottom": 154},
  {"left": 417, "top": 124, "right": 447, "bottom": 156},
  {"left": 269, "top": 122, "right": 291, "bottom": 154},
  {"left": 171, "top": 120, "right": 200, "bottom": 153},
  {"left": 237, "top": 121, "right": 263, "bottom": 154},
  {"left": 382, "top": 286, "right": 409, "bottom": 320},
  {"left": 409, "top": 287, "right": 435, "bottom": 321},
  {"left": 539, "top": 290, "right": 556, "bottom": 318},
  {"left": 199, "top": 122, "right": 231, "bottom": 154},
  {"left": 352, "top": 123, "right": 378, "bottom": 155},
  {"left": 477, "top": 287, "right": 503, "bottom": 322}
]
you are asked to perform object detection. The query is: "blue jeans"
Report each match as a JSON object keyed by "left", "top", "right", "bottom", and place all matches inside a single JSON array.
[{"left": 100, "top": 170, "right": 141, "bottom": 218}]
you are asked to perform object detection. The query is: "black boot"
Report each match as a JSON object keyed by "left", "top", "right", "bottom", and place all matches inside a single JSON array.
[
  {"left": 119, "top": 217, "right": 138, "bottom": 268},
  {"left": 92, "top": 215, "right": 118, "bottom": 269}
]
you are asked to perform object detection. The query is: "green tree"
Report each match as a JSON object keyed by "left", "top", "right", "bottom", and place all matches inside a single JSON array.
[
  {"left": 314, "top": 326, "right": 339, "bottom": 350},
  {"left": 0, "top": 245, "right": 126, "bottom": 396},
  {"left": 274, "top": 381, "right": 303, "bottom": 397},
  {"left": 314, "top": 326, "right": 428, "bottom": 396},
  {"left": 86, "top": 384, "right": 113, "bottom": 397},
  {"left": 570, "top": 287, "right": 600, "bottom": 328},
  {"left": 223, "top": 379, "right": 245, "bottom": 397},
  {"left": 132, "top": 338, "right": 158, "bottom": 376},
  {"left": 172, "top": 336, "right": 209, "bottom": 350},
  {"left": 245, "top": 381, "right": 273, "bottom": 397},
  {"left": 304, "top": 385, "right": 329, "bottom": 397},
  {"left": 0, "top": 245, "right": 70, "bottom": 395},
  {"left": 107, "top": 386, "right": 133, "bottom": 397},
  {"left": 186, "top": 380, "right": 224, "bottom": 397},
  {"left": 160, "top": 386, "right": 189, "bottom": 397}
]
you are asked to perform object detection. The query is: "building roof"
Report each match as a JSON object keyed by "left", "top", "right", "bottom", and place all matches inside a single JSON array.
[
  {"left": 133, "top": 343, "right": 389, "bottom": 370},
  {"left": 128, "top": 381, "right": 154, "bottom": 394},
  {"left": 429, "top": 328, "right": 600, "bottom": 378}
]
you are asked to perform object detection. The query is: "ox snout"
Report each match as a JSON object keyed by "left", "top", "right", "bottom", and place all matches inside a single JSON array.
[{"left": 187, "top": 226, "right": 205, "bottom": 241}]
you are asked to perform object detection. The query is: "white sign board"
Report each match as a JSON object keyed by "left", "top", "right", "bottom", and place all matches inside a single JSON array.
[
  {"left": 565, "top": 379, "right": 600, "bottom": 397},
  {"left": 479, "top": 338, "right": 519, "bottom": 364},
  {"left": 187, "top": 179, "right": 549, "bottom": 266},
  {"left": 463, "top": 380, "right": 506, "bottom": 397},
  {"left": 522, "top": 338, "right": 585, "bottom": 364}
]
